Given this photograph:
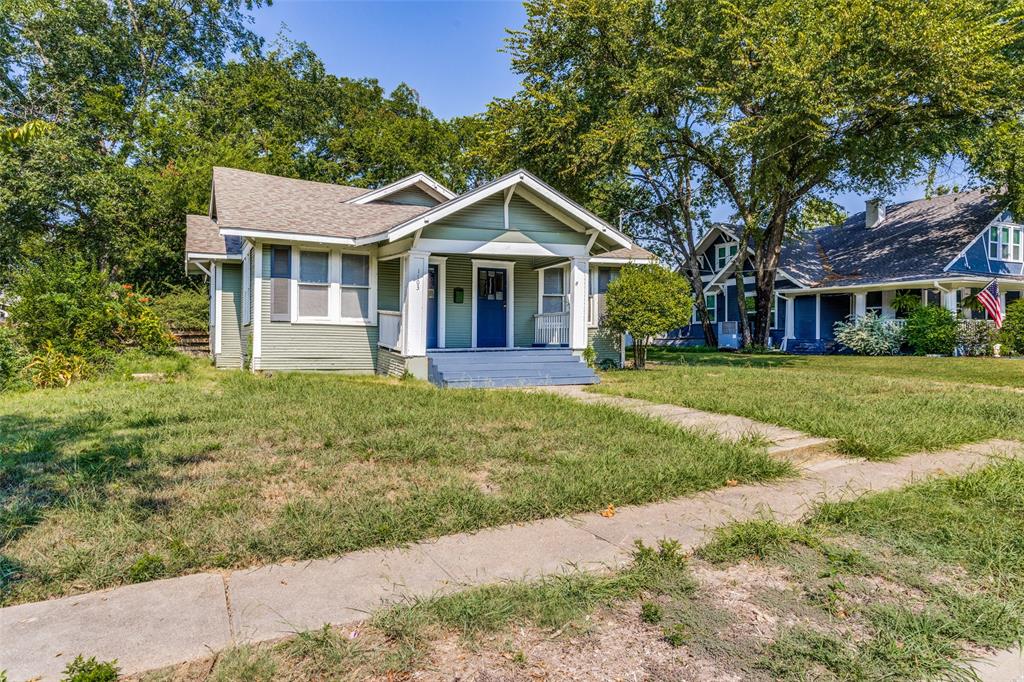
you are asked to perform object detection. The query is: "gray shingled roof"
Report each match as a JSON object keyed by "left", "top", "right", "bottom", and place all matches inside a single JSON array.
[
  {"left": 779, "top": 190, "right": 1008, "bottom": 287},
  {"left": 185, "top": 214, "right": 241, "bottom": 256},
  {"left": 593, "top": 245, "right": 656, "bottom": 261},
  {"left": 211, "top": 167, "right": 431, "bottom": 239}
]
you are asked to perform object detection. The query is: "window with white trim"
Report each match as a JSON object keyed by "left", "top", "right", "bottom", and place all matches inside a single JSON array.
[
  {"left": 706, "top": 294, "right": 718, "bottom": 323},
  {"left": 989, "top": 224, "right": 1023, "bottom": 262},
  {"left": 541, "top": 267, "right": 566, "bottom": 313},
  {"left": 297, "top": 250, "right": 330, "bottom": 319},
  {"left": 866, "top": 291, "right": 883, "bottom": 316},
  {"left": 716, "top": 243, "right": 739, "bottom": 270},
  {"left": 340, "top": 253, "right": 371, "bottom": 320}
]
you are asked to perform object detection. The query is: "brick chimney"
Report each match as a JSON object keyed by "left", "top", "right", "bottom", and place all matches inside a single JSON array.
[{"left": 865, "top": 198, "right": 886, "bottom": 228}]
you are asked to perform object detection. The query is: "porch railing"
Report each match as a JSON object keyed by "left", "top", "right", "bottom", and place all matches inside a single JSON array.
[
  {"left": 534, "top": 312, "right": 570, "bottom": 346},
  {"left": 378, "top": 310, "right": 402, "bottom": 351}
]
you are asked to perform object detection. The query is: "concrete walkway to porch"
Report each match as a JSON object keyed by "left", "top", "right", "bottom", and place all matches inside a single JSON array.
[
  {"left": 3, "top": 439, "right": 1021, "bottom": 681},
  {"left": 538, "top": 384, "right": 835, "bottom": 464}
]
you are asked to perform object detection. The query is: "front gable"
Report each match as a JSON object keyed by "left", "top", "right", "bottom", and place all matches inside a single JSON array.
[
  {"left": 945, "top": 213, "right": 1024, "bottom": 277},
  {"left": 417, "top": 193, "right": 594, "bottom": 258}
]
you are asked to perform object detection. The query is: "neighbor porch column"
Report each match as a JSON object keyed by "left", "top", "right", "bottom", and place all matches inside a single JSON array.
[
  {"left": 854, "top": 293, "right": 867, "bottom": 319},
  {"left": 784, "top": 296, "right": 795, "bottom": 341},
  {"left": 942, "top": 289, "right": 958, "bottom": 315},
  {"left": 401, "top": 249, "right": 431, "bottom": 357},
  {"left": 569, "top": 256, "right": 590, "bottom": 350}
]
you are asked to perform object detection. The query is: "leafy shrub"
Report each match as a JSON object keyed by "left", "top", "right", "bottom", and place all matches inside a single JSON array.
[
  {"left": 60, "top": 655, "right": 119, "bottom": 682},
  {"left": 956, "top": 319, "right": 996, "bottom": 357},
  {"left": 833, "top": 312, "right": 903, "bottom": 355},
  {"left": 604, "top": 264, "right": 693, "bottom": 369},
  {"left": 7, "top": 254, "right": 172, "bottom": 356},
  {"left": 0, "top": 325, "right": 29, "bottom": 391},
  {"left": 904, "top": 305, "right": 957, "bottom": 355},
  {"left": 26, "top": 342, "right": 91, "bottom": 388},
  {"left": 1000, "top": 299, "right": 1024, "bottom": 353},
  {"left": 889, "top": 290, "right": 922, "bottom": 315},
  {"left": 152, "top": 285, "right": 209, "bottom": 331}
]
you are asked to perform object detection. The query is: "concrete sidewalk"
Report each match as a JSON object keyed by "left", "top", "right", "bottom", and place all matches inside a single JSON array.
[
  {"left": 2, "top": 439, "right": 1020, "bottom": 681},
  {"left": 538, "top": 384, "right": 835, "bottom": 463}
]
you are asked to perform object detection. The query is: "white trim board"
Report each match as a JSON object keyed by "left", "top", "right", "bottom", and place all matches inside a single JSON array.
[
  {"left": 471, "top": 259, "right": 516, "bottom": 349},
  {"left": 429, "top": 256, "right": 447, "bottom": 349}
]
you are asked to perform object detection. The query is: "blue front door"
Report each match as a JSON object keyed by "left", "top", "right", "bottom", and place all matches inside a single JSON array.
[
  {"left": 477, "top": 267, "right": 507, "bottom": 347},
  {"left": 427, "top": 264, "right": 439, "bottom": 349}
]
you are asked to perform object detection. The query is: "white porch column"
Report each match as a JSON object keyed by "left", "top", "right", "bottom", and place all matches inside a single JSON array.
[
  {"left": 942, "top": 289, "right": 958, "bottom": 315},
  {"left": 815, "top": 294, "right": 822, "bottom": 340},
  {"left": 854, "top": 293, "right": 867, "bottom": 318},
  {"left": 784, "top": 296, "right": 795, "bottom": 340},
  {"left": 569, "top": 256, "right": 590, "bottom": 350},
  {"left": 401, "top": 249, "right": 431, "bottom": 357}
]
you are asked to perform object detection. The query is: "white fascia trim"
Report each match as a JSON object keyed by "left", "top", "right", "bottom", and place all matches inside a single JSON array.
[
  {"left": 471, "top": 259, "right": 516, "bottom": 349},
  {"left": 347, "top": 172, "right": 457, "bottom": 205},
  {"left": 385, "top": 170, "right": 632, "bottom": 249},
  {"left": 219, "top": 227, "right": 382, "bottom": 247},
  {"left": 774, "top": 276, "right": 1004, "bottom": 295},
  {"left": 186, "top": 252, "right": 239, "bottom": 262}
]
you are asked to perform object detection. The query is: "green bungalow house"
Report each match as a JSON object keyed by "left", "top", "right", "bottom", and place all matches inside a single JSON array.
[{"left": 185, "top": 167, "right": 654, "bottom": 387}]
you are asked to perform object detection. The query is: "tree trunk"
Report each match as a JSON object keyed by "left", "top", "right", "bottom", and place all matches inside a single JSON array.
[
  {"left": 732, "top": 235, "right": 753, "bottom": 348},
  {"left": 686, "top": 270, "right": 718, "bottom": 347},
  {"left": 633, "top": 338, "right": 647, "bottom": 369},
  {"left": 752, "top": 208, "right": 790, "bottom": 346}
]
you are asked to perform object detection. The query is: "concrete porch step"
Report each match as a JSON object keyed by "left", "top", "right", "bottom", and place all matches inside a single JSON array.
[{"left": 427, "top": 348, "right": 598, "bottom": 389}]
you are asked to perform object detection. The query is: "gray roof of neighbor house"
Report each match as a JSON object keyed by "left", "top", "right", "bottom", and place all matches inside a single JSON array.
[
  {"left": 592, "top": 245, "right": 656, "bottom": 261},
  {"left": 210, "top": 167, "right": 431, "bottom": 239},
  {"left": 185, "top": 214, "right": 241, "bottom": 256},
  {"left": 779, "top": 189, "right": 1010, "bottom": 287}
]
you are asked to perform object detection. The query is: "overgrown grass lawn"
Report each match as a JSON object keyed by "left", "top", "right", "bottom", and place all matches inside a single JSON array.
[
  {"left": 596, "top": 352, "right": 1024, "bottom": 459},
  {"left": 0, "top": 362, "right": 788, "bottom": 605}
]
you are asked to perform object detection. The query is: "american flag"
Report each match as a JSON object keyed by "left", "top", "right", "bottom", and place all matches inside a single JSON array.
[{"left": 976, "top": 279, "right": 1004, "bottom": 328}]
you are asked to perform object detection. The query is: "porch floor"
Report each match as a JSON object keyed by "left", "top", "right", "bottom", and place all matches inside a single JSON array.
[{"left": 426, "top": 348, "right": 598, "bottom": 388}]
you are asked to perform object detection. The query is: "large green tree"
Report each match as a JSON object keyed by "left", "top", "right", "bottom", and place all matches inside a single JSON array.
[
  {"left": 481, "top": 0, "right": 1024, "bottom": 346},
  {"left": 1, "top": 3, "right": 487, "bottom": 289}
]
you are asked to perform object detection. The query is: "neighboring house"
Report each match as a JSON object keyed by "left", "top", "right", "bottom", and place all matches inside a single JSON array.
[
  {"left": 185, "top": 167, "right": 654, "bottom": 386},
  {"left": 669, "top": 190, "right": 1024, "bottom": 353}
]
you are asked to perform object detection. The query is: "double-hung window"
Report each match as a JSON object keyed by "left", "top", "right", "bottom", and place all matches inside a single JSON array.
[
  {"left": 989, "top": 224, "right": 1024, "bottom": 262},
  {"left": 542, "top": 267, "right": 566, "bottom": 313},
  {"left": 340, "top": 253, "right": 371, "bottom": 321},
  {"left": 297, "top": 250, "right": 330, "bottom": 319},
  {"left": 716, "top": 243, "right": 739, "bottom": 270},
  {"left": 702, "top": 294, "right": 717, "bottom": 323}
]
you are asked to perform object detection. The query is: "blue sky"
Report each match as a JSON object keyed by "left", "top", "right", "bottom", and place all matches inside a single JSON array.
[
  {"left": 251, "top": 1, "right": 525, "bottom": 119},
  {"left": 249, "top": 1, "right": 973, "bottom": 218}
]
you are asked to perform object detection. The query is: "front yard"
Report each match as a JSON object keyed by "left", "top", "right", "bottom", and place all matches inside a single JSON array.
[
  {"left": 0, "top": 360, "right": 787, "bottom": 606},
  {"left": 144, "top": 458, "right": 1024, "bottom": 682},
  {"left": 596, "top": 351, "right": 1024, "bottom": 459}
]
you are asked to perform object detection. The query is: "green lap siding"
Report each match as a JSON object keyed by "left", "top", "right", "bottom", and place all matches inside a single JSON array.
[
  {"left": 258, "top": 245, "right": 378, "bottom": 373},
  {"left": 377, "top": 186, "right": 440, "bottom": 207},
  {"left": 445, "top": 255, "right": 473, "bottom": 348},
  {"left": 423, "top": 195, "right": 589, "bottom": 247},
  {"left": 513, "top": 263, "right": 539, "bottom": 347},
  {"left": 216, "top": 264, "right": 243, "bottom": 369},
  {"left": 589, "top": 327, "right": 623, "bottom": 367}
]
